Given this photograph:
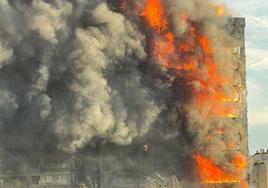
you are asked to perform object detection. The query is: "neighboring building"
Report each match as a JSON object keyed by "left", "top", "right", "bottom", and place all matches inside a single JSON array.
[
  {"left": 249, "top": 150, "right": 268, "bottom": 188},
  {"left": 0, "top": 155, "right": 79, "bottom": 188}
]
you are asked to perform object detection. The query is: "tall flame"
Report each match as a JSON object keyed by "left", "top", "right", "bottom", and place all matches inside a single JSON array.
[
  {"left": 140, "top": 0, "right": 238, "bottom": 119},
  {"left": 232, "top": 154, "right": 247, "bottom": 169},
  {"left": 134, "top": 0, "right": 247, "bottom": 186},
  {"left": 193, "top": 154, "right": 240, "bottom": 184},
  {"left": 140, "top": 0, "right": 168, "bottom": 32}
]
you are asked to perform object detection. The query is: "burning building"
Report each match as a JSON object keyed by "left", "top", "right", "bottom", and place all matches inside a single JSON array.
[{"left": 0, "top": 0, "right": 248, "bottom": 188}]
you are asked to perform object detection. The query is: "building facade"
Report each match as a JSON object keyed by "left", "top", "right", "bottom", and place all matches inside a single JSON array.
[
  {"left": 0, "top": 18, "right": 248, "bottom": 188},
  {"left": 0, "top": 155, "right": 79, "bottom": 188},
  {"left": 249, "top": 150, "right": 268, "bottom": 188},
  {"left": 230, "top": 17, "right": 248, "bottom": 156}
]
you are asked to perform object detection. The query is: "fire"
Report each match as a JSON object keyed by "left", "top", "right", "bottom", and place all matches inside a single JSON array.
[
  {"left": 193, "top": 154, "right": 240, "bottom": 184},
  {"left": 137, "top": 0, "right": 247, "bottom": 186},
  {"left": 240, "top": 181, "right": 249, "bottom": 188},
  {"left": 227, "top": 143, "right": 236, "bottom": 150},
  {"left": 198, "top": 36, "right": 213, "bottom": 54},
  {"left": 232, "top": 154, "right": 247, "bottom": 169},
  {"left": 215, "top": 5, "right": 225, "bottom": 17},
  {"left": 226, "top": 114, "right": 238, "bottom": 118},
  {"left": 140, "top": 0, "right": 168, "bottom": 32}
]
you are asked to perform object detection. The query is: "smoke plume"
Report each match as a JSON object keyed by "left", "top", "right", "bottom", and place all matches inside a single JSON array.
[
  {"left": 0, "top": 0, "right": 248, "bottom": 187},
  {"left": 0, "top": 0, "right": 162, "bottom": 153}
]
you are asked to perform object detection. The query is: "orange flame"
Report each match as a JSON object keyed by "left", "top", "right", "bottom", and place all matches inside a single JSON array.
[
  {"left": 232, "top": 154, "right": 247, "bottom": 169},
  {"left": 198, "top": 36, "right": 213, "bottom": 54},
  {"left": 193, "top": 154, "right": 240, "bottom": 184},
  {"left": 139, "top": 0, "right": 239, "bottom": 123},
  {"left": 140, "top": 0, "right": 168, "bottom": 32},
  {"left": 227, "top": 143, "right": 236, "bottom": 150},
  {"left": 215, "top": 5, "right": 225, "bottom": 17},
  {"left": 240, "top": 181, "right": 249, "bottom": 188},
  {"left": 138, "top": 0, "right": 245, "bottom": 186}
]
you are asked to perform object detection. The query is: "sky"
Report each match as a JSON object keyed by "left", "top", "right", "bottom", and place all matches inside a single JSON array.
[{"left": 222, "top": 0, "right": 268, "bottom": 154}]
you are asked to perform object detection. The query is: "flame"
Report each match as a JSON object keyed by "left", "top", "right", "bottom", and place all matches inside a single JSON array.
[
  {"left": 232, "top": 154, "right": 247, "bottom": 169},
  {"left": 138, "top": 0, "right": 245, "bottom": 186},
  {"left": 198, "top": 36, "right": 213, "bottom": 54},
  {"left": 140, "top": 0, "right": 168, "bottom": 32},
  {"left": 226, "top": 114, "right": 238, "bottom": 118},
  {"left": 215, "top": 5, "right": 225, "bottom": 17},
  {"left": 222, "top": 98, "right": 240, "bottom": 102},
  {"left": 227, "top": 143, "right": 236, "bottom": 150},
  {"left": 193, "top": 154, "right": 240, "bottom": 184},
  {"left": 240, "top": 181, "right": 249, "bottom": 188}
]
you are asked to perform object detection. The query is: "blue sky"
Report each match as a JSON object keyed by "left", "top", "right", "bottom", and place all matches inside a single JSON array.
[{"left": 222, "top": 0, "right": 268, "bottom": 154}]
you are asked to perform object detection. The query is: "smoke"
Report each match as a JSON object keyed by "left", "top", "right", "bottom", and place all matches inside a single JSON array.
[
  {"left": 0, "top": 0, "right": 247, "bottom": 187},
  {"left": 0, "top": 0, "right": 162, "bottom": 154},
  {"left": 173, "top": 5, "right": 246, "bottom": 178},
  {"left": 54, "top": 3, "right": 161, "bottom": 151},
  {"left": 119, "top": 0, "right": 247, "bottom": 187},
  {"left": 0, "top": 89, "right": 18, "bottom": 120}
]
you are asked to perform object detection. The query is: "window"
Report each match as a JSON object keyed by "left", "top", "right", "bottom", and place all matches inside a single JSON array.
[
  {"left": 53, "top": 175, "right": 59, "bottom": 181},
  {"left": 58, "top": 174, "right": 70, "bottom": 185},
  {"left": 233, "top": 73, "right": 242, "bottom": 86},
  {"left": 40, "top": 175, "right": 70, "bottom": 185},
  {"left": 32, "top": 176, "right": 40, "bottom": 184},
  {"left": 234, "top": 46, "right": 241, "bottom": 55},
  {"left": 45, "top": 175, "right": 53, "bottom": 183}
]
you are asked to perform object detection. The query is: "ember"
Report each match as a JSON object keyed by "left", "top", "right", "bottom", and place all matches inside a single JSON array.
[
  {"left": 144, "top": 143, "right": 149, "bottom": 152},
  {"left": 215, "top": 5, "right": 225, "bottom": 17}
]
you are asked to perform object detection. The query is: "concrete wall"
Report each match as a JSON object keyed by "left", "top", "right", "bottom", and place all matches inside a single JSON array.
[{"left": 250, "top": 150, "right": 268, "bottom": 188}]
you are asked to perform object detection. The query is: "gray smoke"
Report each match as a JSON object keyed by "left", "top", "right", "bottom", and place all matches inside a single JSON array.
[
  {"left": 0, "top": 0, "right": 162, "bottom": 153},
  {"left": 0, "top": 0, "right": 247, "bottom": 187}
]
